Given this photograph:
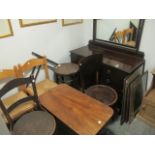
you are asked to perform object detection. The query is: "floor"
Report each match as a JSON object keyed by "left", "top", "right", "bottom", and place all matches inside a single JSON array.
[
  {"left": 0, "top": 115, "right": 10, "bottom": 135},
  {"left": 55, "top": 114, "right": 155, "bottom": 135},
  {"left": 106, "top": 116, "right": 155, "bottom": 135},
  {"left": 1, "top": 115, "right": 155, "bottom": 135}
]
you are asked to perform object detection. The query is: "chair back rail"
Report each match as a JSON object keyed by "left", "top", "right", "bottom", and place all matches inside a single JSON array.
[
  {"left": 17, "top": 58, "right": 49, "bottom": 79},
  {"left": 32, "top": 51, "right": 58, "bottom": 66},
  {"left": 123, "top": 28, "right": 134, "bottom": 44},
  {"left": 0, "top": 67, "right": 18, "bottom": 81},
  {"left": 0, "top": 76, "right": 40, "bottom": 129}
]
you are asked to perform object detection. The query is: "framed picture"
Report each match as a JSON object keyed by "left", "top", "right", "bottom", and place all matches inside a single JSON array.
[
  {"left": 19, "top": 19, "right": 57, "bottom": 27},
  {"left": 128, "top": 71, "right": 148, "bottom": 123},
  {"left": 62, "top": 19, "right": 83, "bottom": 26},
  {"left": 0, "top": 19, "right": 13, "bottom": 39},
  {"left": 121, "top": 68, "right": 143, "bottom": 124}
]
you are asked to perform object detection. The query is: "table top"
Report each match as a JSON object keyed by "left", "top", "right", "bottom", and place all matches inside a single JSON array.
[
  {"left": 39, "top": 84, "right": 113, "bottom": 135},
  {"left": 55, "top": 63, "right": 79, "bottom": 76}
]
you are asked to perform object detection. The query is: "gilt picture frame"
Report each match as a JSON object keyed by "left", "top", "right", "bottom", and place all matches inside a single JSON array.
[
  {"left": 19, "top": 19, "right": 57, "bottom": 27},
  {"left": 0, "top": 19, "right": 13, "bottom": 39},
  {"left": 62, "top": 19, "right": 83, "bottom": 26}
]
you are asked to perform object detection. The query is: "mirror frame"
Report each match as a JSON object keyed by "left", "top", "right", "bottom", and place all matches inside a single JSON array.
[{"left": 93, "top": 19, "right": 145, "bottom": 51}]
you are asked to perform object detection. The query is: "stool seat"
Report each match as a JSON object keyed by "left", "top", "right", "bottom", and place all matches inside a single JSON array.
[
  {"left": 12, "top": 111, "right": 56, "bottom": 135},
  {"left": 85, "top": 85, "right": 118, "bottom": 106},
  {"left": 55, "top": 63, "right": 79, "bottom": 88},
  {"left": 55, "top": 63, "right": 79, "bottom": 76}
]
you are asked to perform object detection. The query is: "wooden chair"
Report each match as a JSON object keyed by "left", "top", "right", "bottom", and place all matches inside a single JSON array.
[
  {"left": 113, "top": 30, "right": 124, "bottom": 44},
  {"left": 17, "top": 58, "right": 58, "bottom": 96},
  {"left": 0, "top": 75, "right": 56, "bottom": 134},
  {"left": 0, "top": 68, "right": 36, "bottom": 124},
  {"left": 113, "top": 28, "right": 135, "bottom": 46},
  {"left": 123, "top": 28, "right": 135, "bottom": 46}
]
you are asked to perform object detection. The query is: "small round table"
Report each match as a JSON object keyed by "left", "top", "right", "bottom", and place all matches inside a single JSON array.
[
  {"left": 55, "top": 63, "right": 79, "bottom": 88},
  {"left": 12, "top": 111, "right": 56, "bottom": 135},
  {"left": 85, "top": 85, "right": 118, "bottom": 107}
]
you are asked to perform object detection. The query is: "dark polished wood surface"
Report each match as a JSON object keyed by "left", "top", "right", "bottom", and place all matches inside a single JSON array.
[
  {"left": 39, "top": 84, "right": 113, "bottom": 135},
  {"left": 70, "top": 45, "right": 144, "bottom": 73}
]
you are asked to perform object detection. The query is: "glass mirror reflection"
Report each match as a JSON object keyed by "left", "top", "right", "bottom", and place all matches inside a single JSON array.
[{"left": 96, "top": 19, "right": 140, "bottom": 47}]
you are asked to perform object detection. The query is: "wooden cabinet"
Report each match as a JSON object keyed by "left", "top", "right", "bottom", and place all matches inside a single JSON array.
[{"left": 70, "top": 41, "right": 145, "bottom": 123}]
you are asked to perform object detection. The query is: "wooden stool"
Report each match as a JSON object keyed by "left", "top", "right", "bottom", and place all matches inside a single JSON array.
[
  {"left": 12, "top": 111, "right": 56, "bottom": 135},
  {"left": 85, "top": 85, "right": 118, "bottom": 107},
  {"left": 55, "top": 63, "right": 79, "bottom": 88}
]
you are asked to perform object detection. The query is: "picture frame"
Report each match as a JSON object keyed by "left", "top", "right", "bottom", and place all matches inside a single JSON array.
[
  {"left": 62, "top": 19, "right": 83, "bottom": 26},
  {"left": 128, "top": 71, "right": 148, "bottom": 123},
  {"left": 19, "top": 19, "right": 57, "bottom": 27},
  {"left": 121, "top": 68, "right": 143, "bottom": 124},
  {"left": 0, "top": 19, "right": 13, "bottom": 39}
]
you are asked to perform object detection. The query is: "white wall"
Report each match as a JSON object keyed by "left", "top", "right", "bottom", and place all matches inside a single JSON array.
[
  {"left": 139, "top": 19, "right": 155, "bottom": 87},
  {"left": 0, "top": 19, "right": 93, "bottom": 68}
]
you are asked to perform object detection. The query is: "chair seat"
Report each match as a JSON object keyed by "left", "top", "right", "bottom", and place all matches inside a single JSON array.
[
  {"left": 55, "top": 63, "right": 79, "bottom": 76},
  {"left": 85, "top": 85, "right": 118, "bottom": 106},
  {"left": 27, "top": 79, "right": 58, "bottom": 96},
  {"left": 12, "top": 111, "right": 56, "bottom": 135},
  {"left": 0, "top": 91, "right": 36, "bottom": 123}
]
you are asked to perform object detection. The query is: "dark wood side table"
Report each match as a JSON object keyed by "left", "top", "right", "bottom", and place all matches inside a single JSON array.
[{"left": 70, "top": 44, "right": 145, "bottom": 123}]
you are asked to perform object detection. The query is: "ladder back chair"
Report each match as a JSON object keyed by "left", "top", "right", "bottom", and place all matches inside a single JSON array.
[
  {"left": 123, "top": 28, "right": 135, "bottom": 46},
  {"left": 0, "top": 68, "right": 36, "bottom": 124},
  {"left": 0, "top": 75, "right": 56, "bottom": 134},
  {"left": 113, "top": 30, "right": 124, "bottom": 44},
  {"left": 17, "top": 58, "right": 58, "bottom": 96}
]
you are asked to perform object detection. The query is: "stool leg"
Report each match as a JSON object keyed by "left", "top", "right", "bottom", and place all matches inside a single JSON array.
[{"left": 55, "top": 74, "right": 59, "bottom": 83}]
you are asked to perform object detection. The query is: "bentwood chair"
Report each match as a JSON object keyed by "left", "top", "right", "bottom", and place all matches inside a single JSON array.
[
  {"left": 0, "top": 75, "right": 56, "bottom": 134},
  {"left": 17, "top": 58, "right": 58, "bottom": 96},
  {"left": 0, "top": 68, "right": 35, "bottom": 123}
]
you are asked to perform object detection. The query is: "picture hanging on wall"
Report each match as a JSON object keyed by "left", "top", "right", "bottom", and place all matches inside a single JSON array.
[
  {"left": 62, "top": 19, "right": 83, "bottom": 26},
  {"left": 19, "top": 19, "right": 57, "bottom": 27},
  {"left": 0, "top": 19, "right": 13, "bottom": 39}
]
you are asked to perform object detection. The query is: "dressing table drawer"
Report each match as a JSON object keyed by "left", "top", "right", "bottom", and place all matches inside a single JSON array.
[{"left": 102, "top": 64, "right": 127, "bottom": 92}]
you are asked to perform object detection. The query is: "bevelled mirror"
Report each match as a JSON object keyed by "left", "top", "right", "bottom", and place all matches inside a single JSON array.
[{"left": 93, "top": 19, "right": 145, "bottom": 50}]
